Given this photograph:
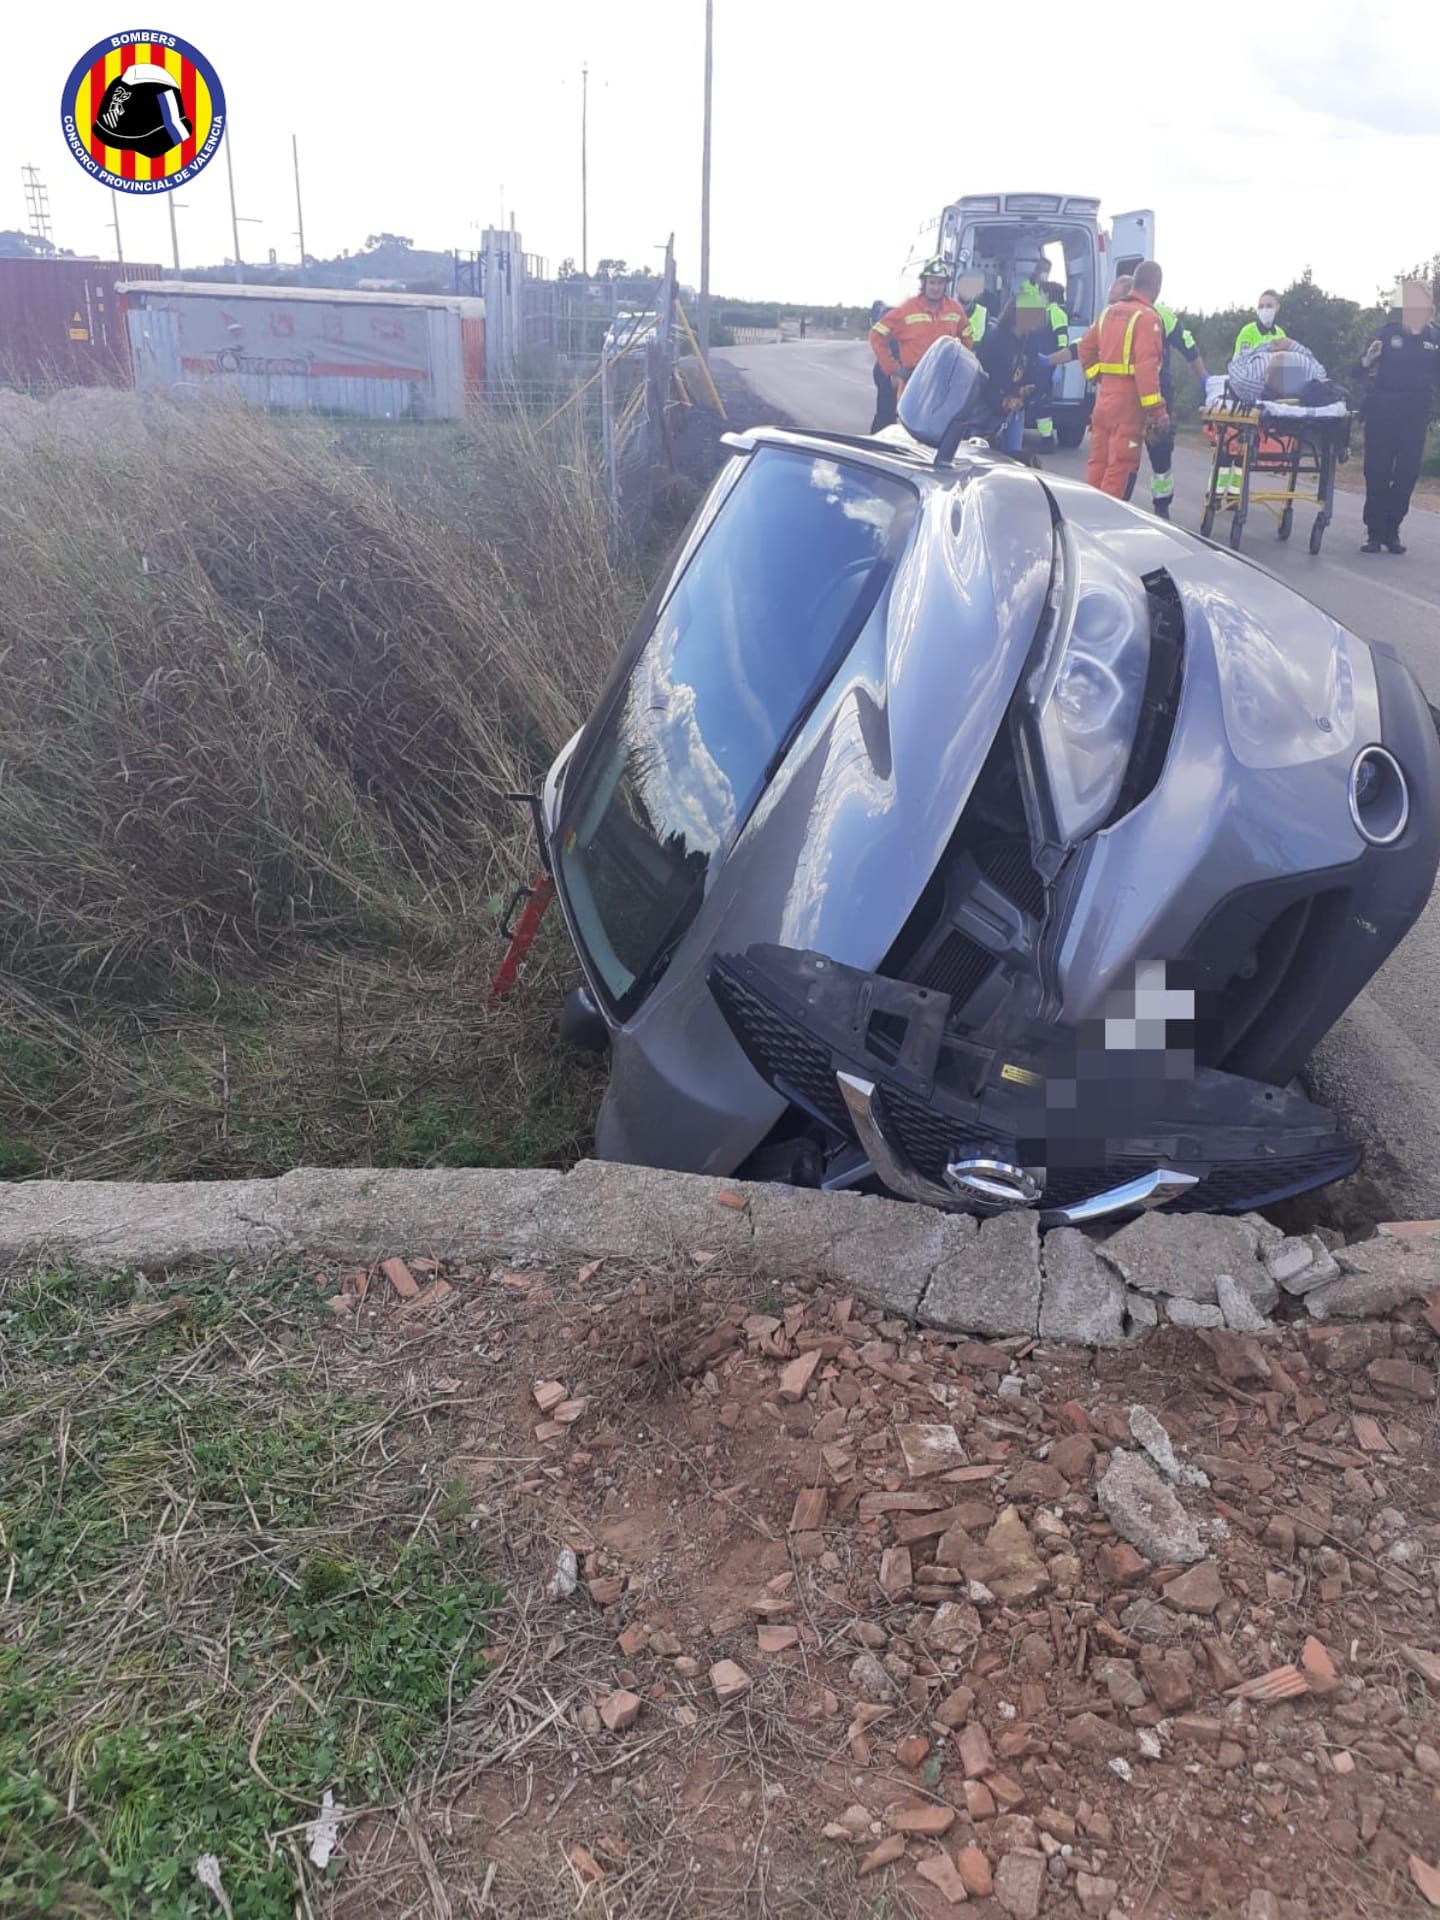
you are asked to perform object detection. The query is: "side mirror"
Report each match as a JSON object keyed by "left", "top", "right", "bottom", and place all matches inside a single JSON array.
[{"left": 897, "top": 336, "right": 989, "bottom": 461}]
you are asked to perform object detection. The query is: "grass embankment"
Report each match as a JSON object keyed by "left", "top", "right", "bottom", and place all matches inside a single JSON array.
[
  {"left": 0, "top": 394, "right": 631, "bottom": 1179},
  {"left": 0, "top": 1262, "right": 496, "bottom": 1916}
]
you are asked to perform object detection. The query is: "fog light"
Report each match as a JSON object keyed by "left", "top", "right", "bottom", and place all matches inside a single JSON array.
[{"left": 1348, "top": 746, "right": 1408, "bottom": 846}]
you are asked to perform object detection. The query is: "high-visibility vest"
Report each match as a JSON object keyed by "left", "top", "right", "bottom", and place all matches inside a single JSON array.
[
  {"left": 1085, "top": 307, "right": 1145, "bottom": 377},
  {"left": 1233, "top": 319, "right": 1286, "bottom": 356}
]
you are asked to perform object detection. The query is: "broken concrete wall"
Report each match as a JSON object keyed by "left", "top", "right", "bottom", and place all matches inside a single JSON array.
[{"left": 0, "top": 1160, "right": 1436, "bottom": 1341}]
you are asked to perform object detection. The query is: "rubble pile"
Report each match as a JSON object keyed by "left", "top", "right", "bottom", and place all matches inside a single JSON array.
[{"left": 326, "top": 1226, "right": 1440, "bottom": 1917}]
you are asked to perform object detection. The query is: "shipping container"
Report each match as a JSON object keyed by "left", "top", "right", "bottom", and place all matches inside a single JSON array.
[
  {"left": 0, "top": 256, "right": 164, "bottom": 389},
  {"left": 120, "top": 282, "right": 486, "bottom": 421}
]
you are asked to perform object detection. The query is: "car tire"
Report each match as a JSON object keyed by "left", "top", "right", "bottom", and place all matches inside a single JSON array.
[{"left": 736, "top": 1134, "right": 824, "bottom": 1188}]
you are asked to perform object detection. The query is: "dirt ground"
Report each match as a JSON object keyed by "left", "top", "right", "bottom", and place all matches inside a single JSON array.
[{"left": 308, "top": 1215, "right": 1440, "bottom": 1920}]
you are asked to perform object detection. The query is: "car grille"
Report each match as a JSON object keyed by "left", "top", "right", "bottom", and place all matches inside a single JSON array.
[
  {"left": 709, "top": 963, "right": 853, "bottom": 1134},
  {"left": 712, "top": 956, "right": 1358, "bottom": 1216}
]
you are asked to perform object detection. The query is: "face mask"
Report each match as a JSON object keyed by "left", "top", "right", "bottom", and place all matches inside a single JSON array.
[{"left": 1257, "top": 306, "right": 1277, "bottom": 326}]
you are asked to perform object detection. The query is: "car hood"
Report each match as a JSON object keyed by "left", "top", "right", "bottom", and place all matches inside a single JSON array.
[
  {"left": 553, "top": 445, "right": 1057, "bottom": 1174},
  {"left": 725, "top": 450, "right": 1055, "bottom": 963}
]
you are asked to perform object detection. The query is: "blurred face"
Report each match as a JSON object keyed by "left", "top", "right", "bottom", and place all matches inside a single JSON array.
[
  {"left": 1401, "top": 284, "right": 1435, "bottom": 335},
  {"left": 922, "top": 273, "right": 947, "bottom": 301}
]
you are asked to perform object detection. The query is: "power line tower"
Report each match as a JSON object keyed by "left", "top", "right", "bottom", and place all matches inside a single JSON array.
[{"left": 22, "top": 165, "right": 54, "bottom": 249}]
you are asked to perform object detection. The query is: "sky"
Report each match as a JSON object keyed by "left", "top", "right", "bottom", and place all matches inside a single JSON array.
[{"left": 5, "top": 1, "right": 1439, "bottom": 313}]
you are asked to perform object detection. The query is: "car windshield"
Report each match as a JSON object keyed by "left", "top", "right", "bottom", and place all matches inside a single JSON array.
[{"left": 557, "top": 446, "right": 916, "bottom": 1013}]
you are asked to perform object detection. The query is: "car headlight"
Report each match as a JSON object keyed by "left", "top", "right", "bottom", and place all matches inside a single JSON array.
[{"left": 1023, "top": 522, "right": 1151, "bottom": 846}]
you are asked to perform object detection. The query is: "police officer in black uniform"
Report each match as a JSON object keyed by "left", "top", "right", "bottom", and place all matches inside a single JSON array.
[{"left": 1355, "top": 280, "right": 1440, "bottom": 555}]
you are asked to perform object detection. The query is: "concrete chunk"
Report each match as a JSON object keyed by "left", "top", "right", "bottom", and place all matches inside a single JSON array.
[
  {"left": 919, "top": 1210, "right": 1041, "bottom": 1337},
  {"left": 1167, "top": 1298, "right": 1224, "bottom": 1329},
  {"left": 1267, "top": 1232, "right": 1341, "bottom": 1295},
  {"left": 1039, "top": 1227, "right": 1126, "bottom": 1346},
  {"left": 1097, "top": 1449, "right": 1205, "bottom": 1564},
  {"left": 747, "top": 1181, "right": 940, "bottom": 1317},
  {"left": 1306, "top": 1234, "right": 1440, "bottom": 1319},
  {"left": 1217, "top": 1270, "right": 1271, "bottom": 1332},
  {"left": 1099, "top": 1210, "right": 1274, "bottom": 1303}
]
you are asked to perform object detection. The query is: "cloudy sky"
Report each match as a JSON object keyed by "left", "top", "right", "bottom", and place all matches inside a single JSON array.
[{"left": 5, "top": 1, "right": 1438, "bottom": 311}]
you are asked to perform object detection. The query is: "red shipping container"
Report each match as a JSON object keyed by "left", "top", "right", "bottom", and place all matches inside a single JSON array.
[{"left": 0, "top": 256, "right": 163, "bottom": 389}]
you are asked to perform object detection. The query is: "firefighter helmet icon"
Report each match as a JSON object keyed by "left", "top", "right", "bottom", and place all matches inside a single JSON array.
[
  {"left": 92, "top": 63, "right": 193, "bottom": 159},
  {"left": 61, "top": 33, "right": 225, "bottom": 192}
]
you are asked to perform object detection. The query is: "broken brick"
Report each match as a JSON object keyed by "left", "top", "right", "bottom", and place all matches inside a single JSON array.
[
  {"left": 958, "top": 1723, "right": 996, "bottom": 1778},
  {"left": 790, "top": 1488, "right": 828, "bottom": 1532},
  {"left": 380, "top": 1256, "right": 419, "bottom": 1299},
  {"left": 886, "top": 1802, "right": 955, "bottom": 1837},
  {"left": 757, "top": 1624, "right": 799, "bottom": 1654},
  {"left": 710, "top": 1660, "right": 751, "bottom": 1704},
  {"left": 599, "top": 1689, "right": 642, "bottom": 1733},
  {"left": 532, "top": 1379, "right": 567, "bottom": 1413},
  {"left": 778, "top": 1349, "right": 821, "bottom": 1402},
  {"left": 916, "top": 1848, "right": 972, "bottom": 1904}
]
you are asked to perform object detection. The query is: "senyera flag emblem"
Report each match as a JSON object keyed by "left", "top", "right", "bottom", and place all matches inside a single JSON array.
[{"left": 60, "top": 31, "right": 226, "bottom": 193}]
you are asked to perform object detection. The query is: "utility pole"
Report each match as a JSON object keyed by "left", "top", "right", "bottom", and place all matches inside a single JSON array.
[
  {"left": 167, "top": 191, "right": 180, "bottom": 270},
  {"left": 111, "top": 192, "right": 125, "bottom": 267},
  {"left": 581, "top": 62, "right": 589, "bottom": 276},
  {"left": 225, "top": 133, "right": 242, "bottom": 282},
  {"left": 698, "top": 0, "right": 713, "bottom": 361},
  {"left": 292, "top": 134, "right": 307, "bottom": 279}
]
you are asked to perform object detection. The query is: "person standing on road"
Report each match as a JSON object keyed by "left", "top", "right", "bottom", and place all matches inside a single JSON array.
[
  {"left": 1128, "top": 303, "right": 1207, "bottom": 518},
  {"left": 974, "top": 300, "right": 1036, "bottom": 454},
  {"left": 1050, "top": 263, "right": 1167, "bottom": 497},
  {"left": 869, "top": 259, "right": 974, "bottom": 431},
  {"left": 1355, "top": 279, "right": 1440, "bottom": 555},
  {"left": 1033, "top": 280, "right": 1073, "bottom": 444}
]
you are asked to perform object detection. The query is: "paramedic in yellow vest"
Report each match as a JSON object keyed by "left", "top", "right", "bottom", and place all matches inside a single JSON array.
[
  {"left": 1034, "top": 280, "right": 1072, "bottom": 442},
  {"left": 1220, "top": 292, "right": 1287, "bottom": 494}
]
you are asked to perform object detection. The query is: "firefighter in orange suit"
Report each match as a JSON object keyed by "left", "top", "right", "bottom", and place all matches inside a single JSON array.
[
  {"left": 1052, "top": 258, "right": 1168, "bottom": 497},
  {"left": 869, "top": 257, "right": 974, "bottom": 430}
]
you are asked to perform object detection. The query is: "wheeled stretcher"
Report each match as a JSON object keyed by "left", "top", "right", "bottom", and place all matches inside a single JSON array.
[{"left": 1200, "top": 378, "right": 1352, "bottom": 553}]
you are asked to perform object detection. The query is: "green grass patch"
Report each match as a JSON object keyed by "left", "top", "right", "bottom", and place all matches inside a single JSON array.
[{"left": 0, "top": 1264, "right": 497, "bottom": 1917}]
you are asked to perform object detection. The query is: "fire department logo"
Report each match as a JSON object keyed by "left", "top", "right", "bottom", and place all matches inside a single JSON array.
[{"left": 61, "top": 32, "right": 225, "bottom": 193}]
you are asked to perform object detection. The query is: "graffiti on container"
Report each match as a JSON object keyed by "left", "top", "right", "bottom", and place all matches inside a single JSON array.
[{"left": 212, "top": 347, "right": 312, "bottom": 378}]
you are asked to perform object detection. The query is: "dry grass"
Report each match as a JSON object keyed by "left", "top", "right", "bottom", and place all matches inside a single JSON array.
[{"left": 0, "top": 391, "right": 632, "bottom": 1178}]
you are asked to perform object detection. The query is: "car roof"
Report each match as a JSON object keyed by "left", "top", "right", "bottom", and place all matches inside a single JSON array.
[{"left": 723, "top": 422, "right": 997, "bottom": 486}]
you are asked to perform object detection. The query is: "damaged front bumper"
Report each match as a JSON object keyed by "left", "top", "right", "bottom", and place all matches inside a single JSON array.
[{"left": 709, "top": 944, "right": 1359, "bottom": 1221}]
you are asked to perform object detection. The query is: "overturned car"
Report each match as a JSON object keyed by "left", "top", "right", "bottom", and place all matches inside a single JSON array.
[{"left": 539, "top": 343, "right": 1440, "bottom": 1224}]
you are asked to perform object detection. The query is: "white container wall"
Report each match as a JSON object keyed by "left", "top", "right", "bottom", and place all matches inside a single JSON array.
[{"left": 120, "top": 283, "right": 484, "bottom": 420}]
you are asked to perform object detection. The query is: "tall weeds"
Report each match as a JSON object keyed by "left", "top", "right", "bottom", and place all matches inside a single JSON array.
[{"left": 0, "top": 392, "right": 630, "bottom": 1177}]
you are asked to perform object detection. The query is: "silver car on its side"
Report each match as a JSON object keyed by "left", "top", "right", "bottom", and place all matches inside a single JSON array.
[{"left": 540, "top": 360, "right": 1440, "bottom": 1224}]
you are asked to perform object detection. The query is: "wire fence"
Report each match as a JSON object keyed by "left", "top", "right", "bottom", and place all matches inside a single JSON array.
[{"left": 481, "top": 236, "right": 726, "bottom": 551}]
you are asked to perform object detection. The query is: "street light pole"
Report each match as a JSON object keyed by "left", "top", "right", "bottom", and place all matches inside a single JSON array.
[
  {"left": 111, "top": 191, "right": 125, "bottom": 266},
  {"left": 698, "top": 0, "right": 713, "bottom": 361},
  {"left": 581, "top": 62, "right": 589, "bottom": 277},
  {"left": 167, "top": 192, "right": 180, "bottom": 271},
  {"left": 292, "top": 134, "right": 308, "bottom": 279},
  {"left": 225, "top": 133, "right": 242, "bottom": 282}
]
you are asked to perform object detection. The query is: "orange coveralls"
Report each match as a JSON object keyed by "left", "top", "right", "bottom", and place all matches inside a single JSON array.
[
  {"left": 1073, "top": 294, "right": 1166, "bottom": 497},
  {"left": 870, "top": 294, "right": 974, "bottom": 379}
]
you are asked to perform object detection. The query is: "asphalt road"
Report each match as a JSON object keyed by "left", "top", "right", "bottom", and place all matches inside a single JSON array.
[{"left": 719, "top": 340, "right": 1440, "bottom": 1220}]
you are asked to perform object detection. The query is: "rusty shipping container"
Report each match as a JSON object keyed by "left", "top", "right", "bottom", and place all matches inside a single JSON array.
[{"left": 0, "top": 256, "right": 163, "bottom": 388}]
